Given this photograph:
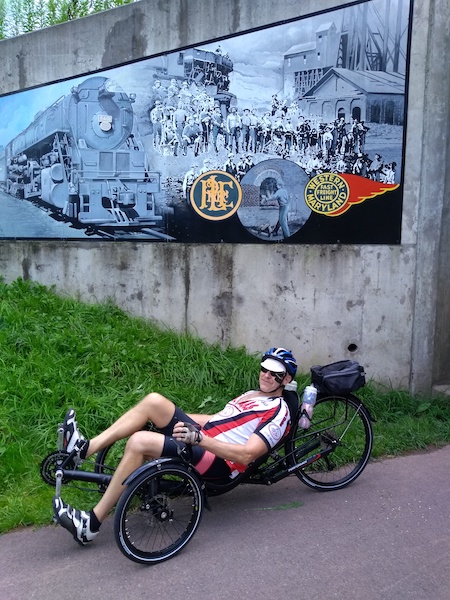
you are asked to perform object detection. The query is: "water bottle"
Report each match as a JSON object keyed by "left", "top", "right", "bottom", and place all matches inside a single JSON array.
[
  {"left": 299, "top": 384, "right": 317, "bottom": 429},
  {"left": 284, "top": 380, "right": 297, "bottom": 392}
]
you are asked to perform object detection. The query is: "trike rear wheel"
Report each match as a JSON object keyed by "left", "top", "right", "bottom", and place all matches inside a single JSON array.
[
  {"left": 114, "top": 462, "right": 204, "bottom": 564},
  {"left": 285, "top": 394, "right": 373, "bottom": 490}
]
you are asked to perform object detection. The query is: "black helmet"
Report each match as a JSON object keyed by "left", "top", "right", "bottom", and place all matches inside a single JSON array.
[{"left": 262, "top": 347, "right": 297, "bottom": 378}]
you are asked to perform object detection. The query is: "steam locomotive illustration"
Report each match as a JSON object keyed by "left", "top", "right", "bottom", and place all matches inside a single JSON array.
[{"left": 0, "top": 76, "right": 164, "bottom": 236}]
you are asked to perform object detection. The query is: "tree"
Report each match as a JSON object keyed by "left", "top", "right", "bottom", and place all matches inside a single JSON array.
[
  {"left": 0, "top": 0, "right": 7, "bottom": 39},
  {"left": 0, "top": 0, "right": 136, "bottom": 38}
]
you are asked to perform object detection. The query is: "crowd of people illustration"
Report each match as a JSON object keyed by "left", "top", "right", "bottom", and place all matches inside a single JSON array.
[{"left": 148, "top": 79, "right": 398, "bottom": 189}]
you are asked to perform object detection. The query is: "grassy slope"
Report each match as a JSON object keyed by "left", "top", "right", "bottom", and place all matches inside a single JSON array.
[{"left": 1, "top": 278, "right": 449, "bottom": 533}]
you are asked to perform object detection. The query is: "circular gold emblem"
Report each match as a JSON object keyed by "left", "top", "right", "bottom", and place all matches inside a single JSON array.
[
  {"left": 190, "top": 171, "right": 242, "bottom": 221},
  {"left": 304, "top": 173, "right": 350, "bottom": 216}
]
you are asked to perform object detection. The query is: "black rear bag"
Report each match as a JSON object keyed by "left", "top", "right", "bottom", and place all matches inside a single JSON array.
[{"left": 310, "top": 360, "right": 366, "bottom": 395}]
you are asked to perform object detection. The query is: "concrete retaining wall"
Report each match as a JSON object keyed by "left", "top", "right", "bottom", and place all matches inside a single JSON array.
[{"left": 0, "top": 0, "right": 449, "bottom": 392}]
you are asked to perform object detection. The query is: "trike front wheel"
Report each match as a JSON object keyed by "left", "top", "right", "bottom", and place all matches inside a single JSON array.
[
  {"left": 114, "top": 462, "right": 204, "bottom": 564},
  {"left": 285, "top": 394, "right": 373, "bottom": 490}
]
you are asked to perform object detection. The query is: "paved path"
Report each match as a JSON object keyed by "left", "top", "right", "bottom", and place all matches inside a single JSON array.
[{"left": 1, "top": 446, "right": 449, "bottom": 600}]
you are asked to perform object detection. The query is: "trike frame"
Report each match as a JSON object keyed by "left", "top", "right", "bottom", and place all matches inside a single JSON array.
[{"left": 42, "top": 390, "right": 373, "bottom": 564}]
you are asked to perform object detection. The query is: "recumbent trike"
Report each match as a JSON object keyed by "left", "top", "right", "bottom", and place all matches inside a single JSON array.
[{"left": 41, "top": 360, "right": 373, "bottom": 565}]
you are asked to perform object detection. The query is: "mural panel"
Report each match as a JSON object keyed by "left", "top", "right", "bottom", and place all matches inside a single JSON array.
[{"left": 0, "top": 0, "right": 412, "bottom": 243}]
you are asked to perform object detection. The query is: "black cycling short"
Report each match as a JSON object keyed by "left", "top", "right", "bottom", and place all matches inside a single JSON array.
[{"left": 159, "top": 406, "right": 232, "bottom": 482}]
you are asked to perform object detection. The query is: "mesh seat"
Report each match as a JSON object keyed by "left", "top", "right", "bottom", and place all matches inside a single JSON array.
[{"left": 282, "top": 389, "right": 300, "bottom": 426}]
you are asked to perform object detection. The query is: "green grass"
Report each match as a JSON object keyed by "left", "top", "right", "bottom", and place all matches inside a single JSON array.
[{"left": 1, "top": 277, "right": 450, "bottom": 534}]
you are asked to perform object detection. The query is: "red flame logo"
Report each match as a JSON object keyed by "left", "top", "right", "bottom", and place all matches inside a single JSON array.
[
  {"left": 330, "top": 174, "right": 399, "bottom": 216},
  {"left": 304, "top": 172, "right": 399, "bottom": 217}
]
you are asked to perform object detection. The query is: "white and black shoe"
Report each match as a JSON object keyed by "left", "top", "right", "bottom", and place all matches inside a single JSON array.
[
  {"left": 63, "top": 409, "right": 87, "bottom": 456},
  {"left": 52, "top": 497, "right": 99, "bottom": 545}
]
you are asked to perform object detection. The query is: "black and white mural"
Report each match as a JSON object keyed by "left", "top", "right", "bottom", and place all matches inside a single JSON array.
[{"left": 0, "top": 0, "right": 412, "bottom": 243}]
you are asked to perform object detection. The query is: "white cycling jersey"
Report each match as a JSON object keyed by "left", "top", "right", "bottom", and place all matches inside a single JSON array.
[{"left": 202, "top": 390, "right": 291, "bottom": 474}]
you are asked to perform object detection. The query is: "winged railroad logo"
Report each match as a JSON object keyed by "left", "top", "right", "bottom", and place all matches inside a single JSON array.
[{"left": 304, "top": 173, "right": 399, "bottom": 216}]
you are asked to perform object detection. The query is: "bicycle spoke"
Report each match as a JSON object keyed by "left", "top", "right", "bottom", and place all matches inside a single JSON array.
[
  {"left": 285, "top": 394, "right": 373, "bottom": 490},
  {"left": 115, "top": 464, "right": 203, "bottom": 564}
]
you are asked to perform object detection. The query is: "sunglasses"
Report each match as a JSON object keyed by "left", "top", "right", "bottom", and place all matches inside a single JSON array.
[{"left": 260, "top": 366, "right": 285, "bottom": 383}]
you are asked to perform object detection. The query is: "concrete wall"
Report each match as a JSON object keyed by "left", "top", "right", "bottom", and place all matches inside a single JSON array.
[{"left": 0, "top": 0, "right": 449, "bottom": 392}]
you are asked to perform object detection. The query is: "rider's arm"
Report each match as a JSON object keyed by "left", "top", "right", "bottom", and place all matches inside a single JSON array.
[
  {"left": 173, "top": 421, "right": 268, "bottom": 466},
  {"left": 199, "top": 432, "right": 268, "bottom": 466}
]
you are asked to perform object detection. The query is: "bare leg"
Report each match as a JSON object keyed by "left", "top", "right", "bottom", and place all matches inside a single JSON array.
[
  {"left": 55, "top": 393, "right": 207, "bottom": 534},
  {"left": 93, "top": 429, "right": 165, "bottom": 522},
  {"left": 86, "top": 392, "right": 176, "bottom": 457}
]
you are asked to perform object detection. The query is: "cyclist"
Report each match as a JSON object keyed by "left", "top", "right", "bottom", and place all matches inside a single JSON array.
[{"left": 53, "top": 347, "right": 297, "bottom": 546}]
